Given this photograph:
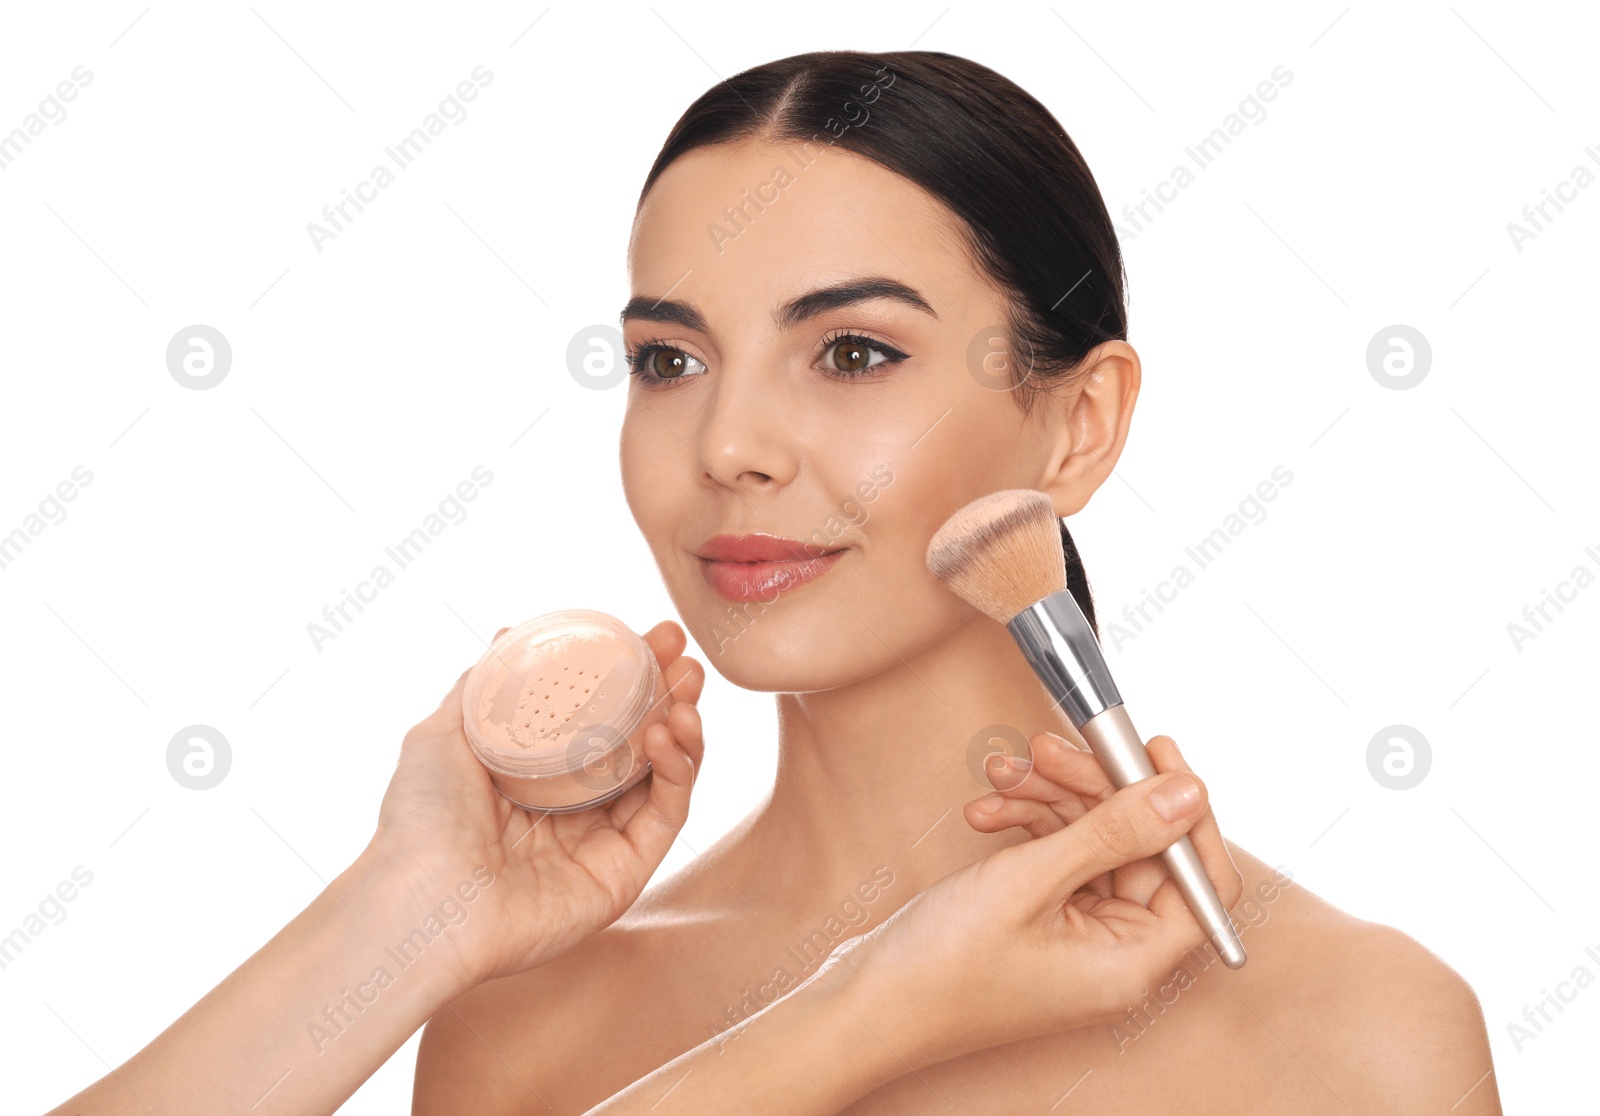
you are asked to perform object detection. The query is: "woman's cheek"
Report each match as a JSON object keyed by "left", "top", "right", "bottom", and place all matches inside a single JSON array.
[{"left": 617, "top": 409, "right": 672, "bottom": 549}]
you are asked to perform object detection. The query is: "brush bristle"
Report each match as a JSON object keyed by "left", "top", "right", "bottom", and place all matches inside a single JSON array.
[{"left": 925, "top": 490, "right": 1067, "bottom": 623}]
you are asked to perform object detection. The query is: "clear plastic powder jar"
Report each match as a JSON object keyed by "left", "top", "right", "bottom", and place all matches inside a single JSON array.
[{"left": 461, "top": 609, "right": 670, "bottom": 813}]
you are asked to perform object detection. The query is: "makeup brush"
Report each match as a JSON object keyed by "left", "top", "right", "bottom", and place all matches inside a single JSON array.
[{"left": 926, "top": 489, "right": 1247, "bottom": 969}]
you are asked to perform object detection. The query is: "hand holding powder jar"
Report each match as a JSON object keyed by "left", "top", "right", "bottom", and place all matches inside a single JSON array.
[{"left": 461, "top": 610, "right": 671, "bottom": 813}]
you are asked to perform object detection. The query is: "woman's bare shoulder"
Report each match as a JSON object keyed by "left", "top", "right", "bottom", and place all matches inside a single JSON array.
[
  {"left": 412, "top": 846, "right": 747, "bottom": 1114},
  {"left": 1286, "top": 915, "right": 1495, "bottom": 1111},
  {"left": 1219, "top": 846, "right": 1498, "bottom": 1113}
]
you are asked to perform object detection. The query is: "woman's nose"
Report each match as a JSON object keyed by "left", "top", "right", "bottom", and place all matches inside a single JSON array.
[{"left": 693, "top": 360, "right": 799, "bottom": 493}]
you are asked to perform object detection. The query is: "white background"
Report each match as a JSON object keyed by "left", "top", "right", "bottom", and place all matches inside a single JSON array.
[{"left": 2, "top": 2, "right": 1595, "bottom": 1111}]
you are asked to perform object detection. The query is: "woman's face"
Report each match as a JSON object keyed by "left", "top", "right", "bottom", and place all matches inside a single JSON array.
[{"left": 619, "top": 139, "right": 1089, "bottom": 692}]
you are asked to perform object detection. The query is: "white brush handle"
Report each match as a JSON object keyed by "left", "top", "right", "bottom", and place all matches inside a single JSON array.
[{"left": 1078, "top": 703, "right": 1247, "bottom": 969}]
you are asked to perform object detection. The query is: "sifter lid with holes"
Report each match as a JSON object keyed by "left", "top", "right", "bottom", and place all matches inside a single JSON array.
[{"left": 460, "top": 609, "right": 661, "bottom": 780}]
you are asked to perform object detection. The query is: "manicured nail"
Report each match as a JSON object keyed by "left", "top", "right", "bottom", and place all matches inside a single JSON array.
[
  {"left": 988, "top": 754, "right": 1031, "bottom": 773},
  {"left": 1151, "top": 774, "right": 1200, "bottom": 820},
  {"left": 973, "top": 794, "right": 1003, "bottom": 813}
]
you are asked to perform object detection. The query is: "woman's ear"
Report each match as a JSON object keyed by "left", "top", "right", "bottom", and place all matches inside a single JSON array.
[{"left": 1035, "top": 340, "right": 1141, "bottom": 517}]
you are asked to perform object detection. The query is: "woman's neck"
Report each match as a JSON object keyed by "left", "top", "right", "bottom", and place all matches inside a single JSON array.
[{"left": 744, "top": 612, "right": 1085, "bottom": 904}]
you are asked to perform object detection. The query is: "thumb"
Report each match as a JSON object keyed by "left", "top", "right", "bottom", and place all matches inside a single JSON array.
[{"left": 1016, "top": 771, "right": 1208, "bottom": 905}]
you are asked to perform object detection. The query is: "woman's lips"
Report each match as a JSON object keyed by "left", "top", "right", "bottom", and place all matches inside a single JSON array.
[
  {"left": 695, "top": 533, "right": 847, "bottom": 602},
  {"left": 698, "top": 550, "right": 845, "bottom": 602}
]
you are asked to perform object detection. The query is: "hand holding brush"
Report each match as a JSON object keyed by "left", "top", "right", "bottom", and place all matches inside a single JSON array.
[{"left": 926, "top": 488, "right": 1248, "bottom": 969}]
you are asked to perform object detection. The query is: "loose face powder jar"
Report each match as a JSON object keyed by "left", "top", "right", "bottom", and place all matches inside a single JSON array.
[{"left": 461, "top": 609, "right": 670, "bottom": 813}]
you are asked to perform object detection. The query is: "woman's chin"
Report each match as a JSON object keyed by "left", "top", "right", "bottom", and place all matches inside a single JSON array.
[{"left": 684, "top": 624, "right": 870, "bottom": 694}]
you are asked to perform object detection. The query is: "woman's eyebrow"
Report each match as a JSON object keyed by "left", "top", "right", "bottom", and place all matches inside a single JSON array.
[{"left": 618, "top": 276, "right": 938, "bottom": 332}]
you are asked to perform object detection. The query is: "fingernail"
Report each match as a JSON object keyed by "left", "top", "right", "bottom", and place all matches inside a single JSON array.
[
  {"left": 987, "top": 754, "right": 1031, "bottom": 773},
  {"left": 1151, "top": 774, "right": 1200, "bottom": 820},
  {"left": 973, "top": 794, "right": 1003, "bottom": 813}
]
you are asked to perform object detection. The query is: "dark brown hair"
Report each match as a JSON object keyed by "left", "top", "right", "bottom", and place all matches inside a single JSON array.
[{"left": 638, "top": 50, "right": 1127, "bottom": 635}]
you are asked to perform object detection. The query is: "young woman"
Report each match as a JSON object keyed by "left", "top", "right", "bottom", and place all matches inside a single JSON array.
[
  {"left": 40, "top": 49, "right": 1498, "bottom": 1116},
  {"left": 413, "top": 51, "right": 1500, "bottom": 1114}
]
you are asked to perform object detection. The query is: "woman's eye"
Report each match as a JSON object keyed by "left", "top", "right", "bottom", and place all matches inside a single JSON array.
[
  {"left": 824, "top": 334, "right": 906, "bottom": 375},
  {"left": 628, "top": 344, "right": 706, "bottom": 383}
]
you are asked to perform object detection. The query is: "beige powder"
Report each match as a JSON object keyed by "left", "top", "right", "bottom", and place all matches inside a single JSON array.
[
  {"left": 462, "top": 613, "right": 670, "bottom": 813},
  {"left": 474, "top": 631, "right": 627, "bottom": 751}
]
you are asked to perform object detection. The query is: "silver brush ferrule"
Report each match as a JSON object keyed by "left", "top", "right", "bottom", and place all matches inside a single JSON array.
[{"left": 1005, "top": 588, "right": 1121, "bottom": 727}]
